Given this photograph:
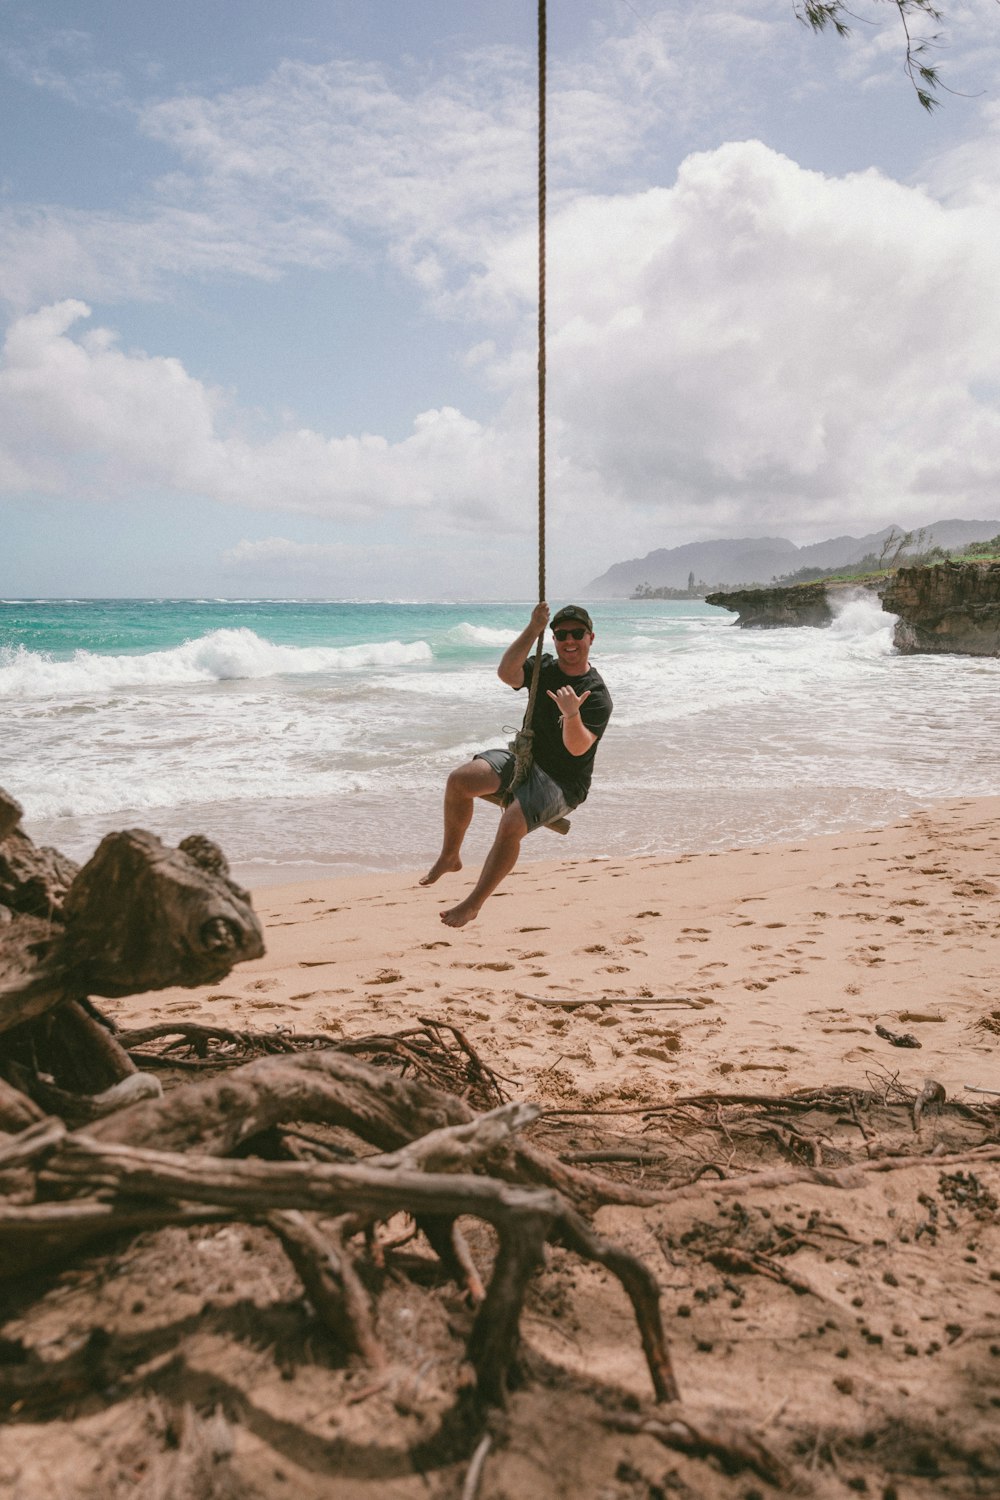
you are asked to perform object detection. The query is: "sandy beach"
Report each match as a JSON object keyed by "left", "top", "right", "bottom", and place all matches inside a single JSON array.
[
  {"left": 4, "top": 796, "right": 999, "bottom": 1498},
  {"left": 121, "top": 794, "right": 1000, "bottom": 1107}
]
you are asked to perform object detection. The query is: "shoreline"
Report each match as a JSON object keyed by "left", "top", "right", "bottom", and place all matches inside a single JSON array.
[{"left": 128, "top": 793, "right": 1000, "bottom": 1104}]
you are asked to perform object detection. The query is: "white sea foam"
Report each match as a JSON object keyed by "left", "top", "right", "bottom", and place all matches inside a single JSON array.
[
  {"left": 0, "top": 629, "right": 433, "bottom": 700},
  {"left": 447, "top": 622, "right": 518, "bottom": 647}
]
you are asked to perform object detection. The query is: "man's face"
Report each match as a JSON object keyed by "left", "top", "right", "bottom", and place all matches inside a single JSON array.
[{"left": 552, "top": 622, "right": 593, "bottom": 672}]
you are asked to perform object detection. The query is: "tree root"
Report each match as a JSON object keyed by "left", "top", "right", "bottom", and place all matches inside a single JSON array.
[
  {"left": 117, "top": 1014, "right": 512, "bottom": 1111},
  {"left": 1, "top": 1059, "right": 679, "bottom": 1406}
]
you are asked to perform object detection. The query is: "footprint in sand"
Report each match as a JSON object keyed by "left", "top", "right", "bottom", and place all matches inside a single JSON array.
[
  {"left": 953, "top": 880, "right": 999, "bottom": 897},
  {"left": 637, "top": 1026, "right": 681, "bottom": 1046}
]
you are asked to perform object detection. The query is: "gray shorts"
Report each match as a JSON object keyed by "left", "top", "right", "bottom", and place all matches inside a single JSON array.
[{"left": 475, "top": 748, "right": 574, "bottom": 834}]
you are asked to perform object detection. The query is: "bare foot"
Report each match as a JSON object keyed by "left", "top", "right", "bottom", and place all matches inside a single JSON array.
[
  {"left": 440, "top": 899, "right": 480, "bottom": 928},
  {"left": 419, "top": 857, "right": 462, "bottom": 887}
]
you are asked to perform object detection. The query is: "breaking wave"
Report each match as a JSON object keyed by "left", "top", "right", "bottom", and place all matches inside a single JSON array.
[{"left": 0, "top": 629, "right": 433, "bottom": 699}]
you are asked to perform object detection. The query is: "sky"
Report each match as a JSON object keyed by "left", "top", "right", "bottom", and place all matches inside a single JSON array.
[{"left": 3, "top": 0, "right": 1000, "bottom": 600}]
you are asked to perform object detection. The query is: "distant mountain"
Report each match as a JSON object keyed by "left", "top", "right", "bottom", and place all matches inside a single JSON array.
[{"left": 582, "top": 519, "right": 1000, "bottom": 597}]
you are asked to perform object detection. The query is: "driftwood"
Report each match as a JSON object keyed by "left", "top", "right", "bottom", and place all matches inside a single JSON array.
[
  {"left": 2, "top": 1060, "right": 678, "bottom": 1405},
  {"left": 0, "top": 792, "right": 264, "bottom": 1125},
  {"left": 1, "top": 828, "right": 264, "bottom": 1033},
  {"left": 0, "top": 797, "right": 678, "bottom": 1414}
]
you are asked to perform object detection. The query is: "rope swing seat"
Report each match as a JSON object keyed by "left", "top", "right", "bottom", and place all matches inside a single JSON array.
[{"left": 483, "top": 790, "right": 571, "bottom": 836}]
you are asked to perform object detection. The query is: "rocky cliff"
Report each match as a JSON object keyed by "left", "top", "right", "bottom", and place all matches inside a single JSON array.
[
  {"left": 881, "top": 561, "right": 1000, "bottom": 656},
  {"left": 704, "top": 579, "right": 878, "bottom": 628}
]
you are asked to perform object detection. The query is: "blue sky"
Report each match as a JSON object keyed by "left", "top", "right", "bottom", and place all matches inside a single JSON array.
[{"left": 3, "top": 0, "right": 1000, "bottom": 599}]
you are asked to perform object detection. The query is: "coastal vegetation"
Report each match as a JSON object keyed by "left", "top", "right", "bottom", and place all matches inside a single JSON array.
[{"left": 772, "top": 528, "right": 1000, "bottom": 588}]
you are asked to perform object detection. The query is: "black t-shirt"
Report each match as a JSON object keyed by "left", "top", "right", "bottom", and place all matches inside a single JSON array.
[{"left": 520, "top": 653, "right": 613, "bottom": 805}]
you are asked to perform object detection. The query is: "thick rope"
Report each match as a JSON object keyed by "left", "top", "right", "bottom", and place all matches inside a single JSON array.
[
  {"left": 536, "top": 0, "right": 547, "bottom": 611},
  {"left": 504, "top": 0, "right": 547, "bottom": 803}
]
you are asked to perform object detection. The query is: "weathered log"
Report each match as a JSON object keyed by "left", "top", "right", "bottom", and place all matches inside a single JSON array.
[
  {"left": 0, "top": 803, "right": 79, "bottom": 919},
  {"left": 87, "top": 1048, "right": 470, "bottom": 1155},
  {"left": 60, "top": 829, "right": 263, "bottom": 997},
  {"left": 0, "top": 828, "right": 264, "bottom": 1035}
]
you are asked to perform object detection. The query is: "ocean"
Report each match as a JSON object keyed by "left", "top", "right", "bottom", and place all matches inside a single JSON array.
[{"left": 2, "top": 595, "right": 997, "bottom": 889}]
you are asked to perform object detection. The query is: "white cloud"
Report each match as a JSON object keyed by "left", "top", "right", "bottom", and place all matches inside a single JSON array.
[
  {"left": 471, "top": 139, "right": 1000, "bottom": 539},
  {"left": 0, "top": 301, "right": 538, "bottom": 530},
  {"left": 7, "top": 128, "right": 1000, "bottom": 565},
  {"left": 0, "top": 26, "right": 130, "bottom": 110},
  {"left": 0, "top": 37, "right": 654, "bottom": 312},
  {"left": 3, "top": 2, "right": 999, "bottom": 319}
]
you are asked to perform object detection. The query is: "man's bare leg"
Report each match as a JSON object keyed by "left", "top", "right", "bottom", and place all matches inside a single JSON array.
[
  {"left": 420, "top": 758, "right": 501, "bottom": 886},
  {"left": 440, "top": 800, "right": 528, "bottom": 928}
]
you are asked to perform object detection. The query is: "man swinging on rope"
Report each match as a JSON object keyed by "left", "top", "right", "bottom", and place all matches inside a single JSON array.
[{"left": 420, "top": 603, "right": 613, "bottom": 927}]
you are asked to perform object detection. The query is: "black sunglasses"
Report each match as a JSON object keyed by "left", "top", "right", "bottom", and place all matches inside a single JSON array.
[{"left": 553, "top": 627, "right": 587, "bottom": 641}]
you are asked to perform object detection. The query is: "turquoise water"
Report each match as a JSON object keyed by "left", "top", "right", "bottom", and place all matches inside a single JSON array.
[
  {"left": 2, "top": 595, "right": 998, "bottom": 885},
  {"left": 0, "top": 598, "right": 511, "bottom": 661}
]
